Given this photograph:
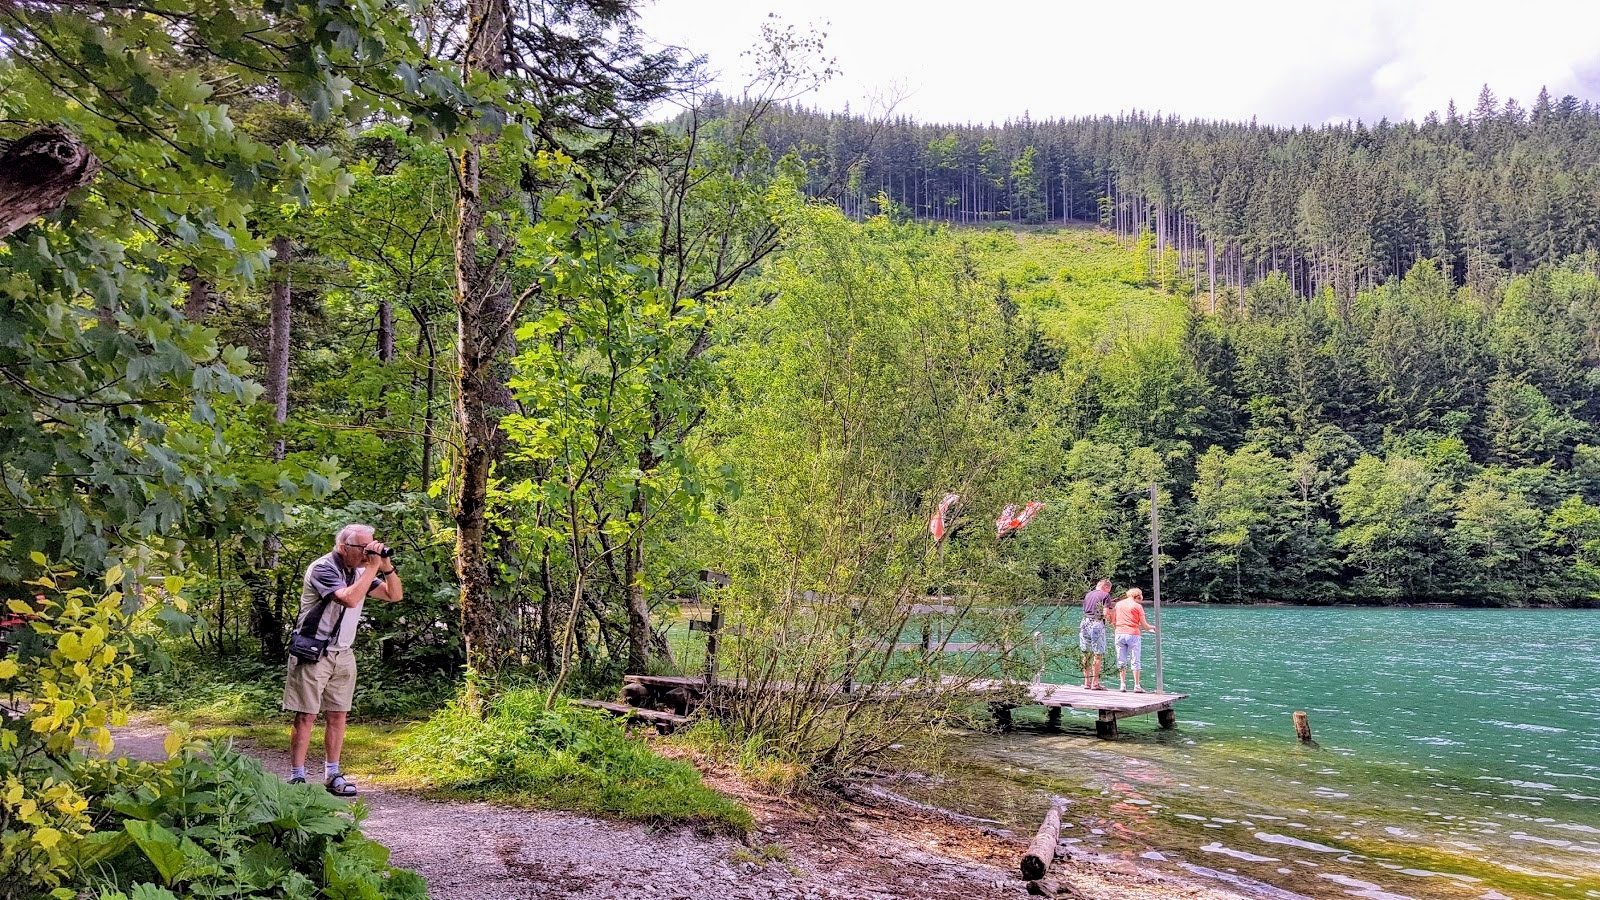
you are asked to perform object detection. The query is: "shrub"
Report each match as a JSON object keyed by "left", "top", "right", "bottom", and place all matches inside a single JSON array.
[
  {"left": 88, "top": 740, "right": 426, "bottom": 900},
  {"left": 2, "top": 561, "right": 147, "bottom": 896}
]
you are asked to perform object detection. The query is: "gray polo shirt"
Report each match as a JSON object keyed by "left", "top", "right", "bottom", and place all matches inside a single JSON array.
[{"left": 295, "top": 551, "right": 369, "bottom": 650}]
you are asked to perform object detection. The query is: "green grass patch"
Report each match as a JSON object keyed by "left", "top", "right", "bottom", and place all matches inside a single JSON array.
[
  {"left": 395, "top": 688, "right": 751, "bottom": 834},
  {"left": 196, "top": 721, "right": 421, "bottom": 774},
  {"left": 959, "top": 225, "right": 1188, "bottom": 352}
]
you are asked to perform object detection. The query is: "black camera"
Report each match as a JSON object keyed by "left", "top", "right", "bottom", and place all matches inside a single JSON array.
[{"left": 367, "top": 547, "right": 396, "bottom": 559}]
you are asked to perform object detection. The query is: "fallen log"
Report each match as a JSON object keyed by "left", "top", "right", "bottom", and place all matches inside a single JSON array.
[
  {"left": 0, "top": 127, "right": 101, "bottom": 240},
  {"left": 1020, "top": 798, "right": 1065, "bottom": 881}
]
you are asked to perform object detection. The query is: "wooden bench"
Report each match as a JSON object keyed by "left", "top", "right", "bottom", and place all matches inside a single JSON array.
[{"left": 570, "top": 699, "right": 690, "bottom": 733}]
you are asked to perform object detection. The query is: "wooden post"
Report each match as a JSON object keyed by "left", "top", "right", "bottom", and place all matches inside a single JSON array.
[
  {"left": 1046, "top": 706, "right": 1062, "bottom": 729},
  {"left": 990, "top": 703, "right": 1014, "bottom": 731},
  {"left": 1293, "top": 710, "right": 1312, "bottom": 743},
  {"left": 1095, "top": 709, "right": 1118, "bottom": 738},
  {"left": 702, "top": 605, "right": 722, "bottom": 691},
  {"left": 1020, "top": 799, "right": 1065, "bottom": 880},
  {"left": 696, "top": 570, "right": 728, "bottom": 692},
  {"left": 1149, "top": 484, "right": 1163, "bottom": 694}
]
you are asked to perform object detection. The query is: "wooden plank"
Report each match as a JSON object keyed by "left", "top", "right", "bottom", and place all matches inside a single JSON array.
[
  {"left": 875, "top": 641, "right": 1012, "bottom": 653},
  {"left": 570, "top": 699, "right": 689, "bottom": 727}
]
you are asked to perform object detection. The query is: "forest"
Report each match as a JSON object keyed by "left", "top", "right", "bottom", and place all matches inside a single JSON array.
[
  {"left": 0, "top": 1, "right": 1598, "bottom": 897},
  {"left": 753, "top": 87, "right": 1600, "bottom": 302}
]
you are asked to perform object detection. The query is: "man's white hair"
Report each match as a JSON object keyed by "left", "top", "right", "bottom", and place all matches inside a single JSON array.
[{"left": 335, "top": 523, "right": 375, "bottom": 549}]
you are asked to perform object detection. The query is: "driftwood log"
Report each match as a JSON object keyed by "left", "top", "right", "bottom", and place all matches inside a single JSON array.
[
  {"left": 1020, "top": 799, "right": 1065, "bottom": 880},
  {"left": 0, "top": 127, "right": 101, "bottom": 240}
]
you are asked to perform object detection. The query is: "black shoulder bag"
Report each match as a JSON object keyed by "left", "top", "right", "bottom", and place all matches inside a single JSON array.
[{"left": 288, "top": 595, "right": 347, "bottom": 663}]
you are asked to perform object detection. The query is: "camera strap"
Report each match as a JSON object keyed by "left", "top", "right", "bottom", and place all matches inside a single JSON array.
[{"left": 297, "top": 556, "right": 352, "bottom": 642}]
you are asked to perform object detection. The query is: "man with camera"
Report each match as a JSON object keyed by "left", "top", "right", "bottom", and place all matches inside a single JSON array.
[{"left": 282, "top": 523, "right": 402, "bottom": 795}]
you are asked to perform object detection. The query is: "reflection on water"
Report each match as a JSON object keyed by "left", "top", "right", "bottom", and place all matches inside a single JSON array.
[{"left": 897, "top": 607, "right": 1600, "bottom": 900}]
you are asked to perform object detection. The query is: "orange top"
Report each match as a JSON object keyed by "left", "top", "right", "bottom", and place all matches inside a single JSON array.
[{"left": 1113, "top": 597, "right": 1150, "bottom": 636}]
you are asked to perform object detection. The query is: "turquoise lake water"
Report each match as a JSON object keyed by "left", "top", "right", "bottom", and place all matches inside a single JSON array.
[{"left": 910, "top": 607, "right": 1600, "bottom": 900}]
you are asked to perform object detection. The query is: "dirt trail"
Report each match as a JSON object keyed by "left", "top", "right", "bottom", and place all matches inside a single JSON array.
[{"left": 114, "top": 722, "right": 1240, "bottom": 900}]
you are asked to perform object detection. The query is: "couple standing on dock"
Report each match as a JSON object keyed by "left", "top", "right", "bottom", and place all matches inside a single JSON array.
[{"left": 1079, "top": 579, "right": 1158, "bottom": 692}]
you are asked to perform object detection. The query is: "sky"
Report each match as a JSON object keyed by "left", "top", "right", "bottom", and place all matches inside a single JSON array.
[{"left": 635, "top": 0, "right": 1600, "bottom": 126}]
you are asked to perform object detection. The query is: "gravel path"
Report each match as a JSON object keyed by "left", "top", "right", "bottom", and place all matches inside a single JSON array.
[{"left": 113, "top": 722, "right": 1241, "bottom": 900}]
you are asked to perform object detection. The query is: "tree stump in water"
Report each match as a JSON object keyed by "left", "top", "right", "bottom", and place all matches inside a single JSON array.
[{"left": 1293, "top": 710, "right": 1313, "bottom": 742}]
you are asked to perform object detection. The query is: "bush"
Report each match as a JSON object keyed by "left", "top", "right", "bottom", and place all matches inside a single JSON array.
[
  {"left": 395, "top": 689, "right": 751, "bottom": 833},
  {"left": 87, "top": 740, "right": 425, "bottom": 900}
]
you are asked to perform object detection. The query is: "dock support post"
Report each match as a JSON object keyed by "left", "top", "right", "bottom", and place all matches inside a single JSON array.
[
  {"left": 1157, "top": 707, "right": 1176, "bottom": 729},
  {"left": 1095, "top": 709, "right": 1118, "bottom": 738},
  {"left": 990, "top": 703, "right": 1014, "bottom": 731},
  {"left": 1046, "top": 706, "right": 1062, "bottom": 729}
]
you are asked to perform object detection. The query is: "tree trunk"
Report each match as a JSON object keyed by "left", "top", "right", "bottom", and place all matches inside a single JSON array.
[
  {"left": 0, "top": 127, "right": 101, "bottom": 239},
  {"left": 377, "top": 298, "right": 395, "bottom": 361},
  {"left": 181, "top": 267, "right": 214, "bottom": 322},
  {"left": 453, "top": 0, "right": 513, "bottom": 700},
  {"left": 267, "top": 236, "right": 293, "bottom": 461},
  {"left": 624, "top": 478, "right": 651, "bottom": 673}
]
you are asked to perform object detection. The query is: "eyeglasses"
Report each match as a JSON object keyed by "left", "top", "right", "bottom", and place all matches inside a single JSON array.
[{"left": 342, "top": 541, "right": 376, "bottom": 550}]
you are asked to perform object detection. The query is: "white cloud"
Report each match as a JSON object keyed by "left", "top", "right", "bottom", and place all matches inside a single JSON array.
[{"left": 636, "top": 0, "right": 1600, "bottom": 124}]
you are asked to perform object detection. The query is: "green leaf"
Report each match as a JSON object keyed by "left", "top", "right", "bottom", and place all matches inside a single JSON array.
[{"left": 124, "top": 820, "right": 185, "bottom": 885}]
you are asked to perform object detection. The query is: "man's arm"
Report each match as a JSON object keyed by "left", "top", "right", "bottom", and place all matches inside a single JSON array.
[
  {"left": 368, "top": 565, "right": 403, "bottom": 603},
  {"left": 324, "top": 542, "right": 401, "bottom": 606}
]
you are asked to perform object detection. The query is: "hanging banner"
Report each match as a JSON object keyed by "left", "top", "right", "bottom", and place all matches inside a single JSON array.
[{"left": 930, "top": 493, "right": 960, "bottom": 542}]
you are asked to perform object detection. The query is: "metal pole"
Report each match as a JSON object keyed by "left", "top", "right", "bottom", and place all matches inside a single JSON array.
[{"left": 1150, "top": 484, "right": 1163, "bottom": 693}]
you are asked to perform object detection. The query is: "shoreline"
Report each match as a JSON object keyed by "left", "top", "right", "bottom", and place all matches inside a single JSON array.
[{"left": 113, "top": 719, "right": 1246, "bottom": 899}]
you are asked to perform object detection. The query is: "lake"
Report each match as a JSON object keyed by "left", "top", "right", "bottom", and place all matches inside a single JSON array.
[{"left": 899, "top": 607, "right": 1600, "bottom": 900}]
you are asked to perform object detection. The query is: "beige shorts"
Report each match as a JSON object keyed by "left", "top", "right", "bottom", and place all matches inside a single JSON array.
[{"left": 282, "top": 648, "right": 357, "bottom": 714}]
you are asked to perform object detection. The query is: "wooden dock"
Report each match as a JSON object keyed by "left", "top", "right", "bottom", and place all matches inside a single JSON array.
[
  {"left": 971, "top": 680, "right": 1187, "bottom": 737},
  {"left": 620, "top": 674, "right": 1186, "bottom": 739}
]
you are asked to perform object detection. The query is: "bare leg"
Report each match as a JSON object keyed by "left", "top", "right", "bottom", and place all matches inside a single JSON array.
[
  {"left": 1133, "top": 668, "right": 1142, "bottom": 691},
  {"left": 323, "top": 711, "right": 348, "bottom": 768},
  {"left": 290, "top": 712, "right": 317, "bottom": 769},
  {"left": 1091, "top": 655, "right": 1103, "bottom": 687}
]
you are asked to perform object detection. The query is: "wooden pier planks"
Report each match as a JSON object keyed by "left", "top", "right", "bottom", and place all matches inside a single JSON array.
[{"left": 624, "top": 675, "right": 1186, "bottom": 733}]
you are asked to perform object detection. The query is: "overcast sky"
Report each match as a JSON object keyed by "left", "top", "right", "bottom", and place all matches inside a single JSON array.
[{"left": 636, "top": 0, "right": 1600, "bottom": 126}]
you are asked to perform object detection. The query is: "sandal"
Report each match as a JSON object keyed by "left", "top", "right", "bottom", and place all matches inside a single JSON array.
[
  {"left": 288, "top": 776, "right": 306, "bottom": 785},
  {"left": 325, "top": 774, "right": 359, "bottom": 797}
]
